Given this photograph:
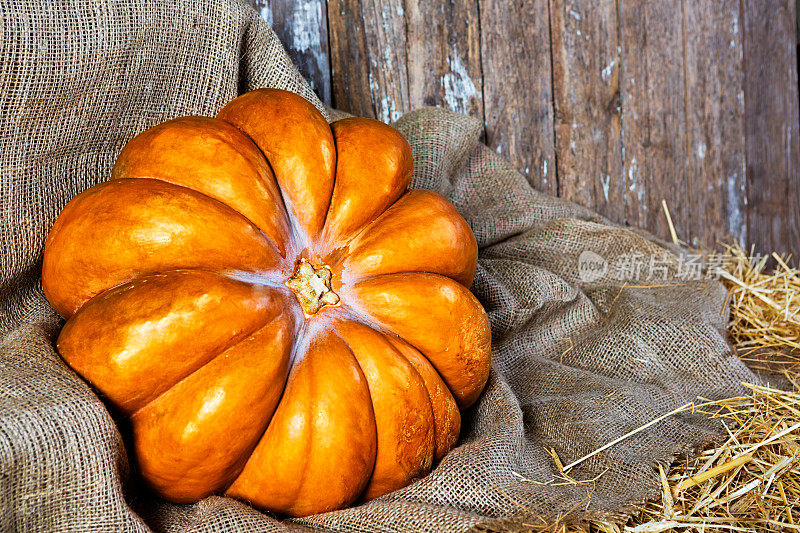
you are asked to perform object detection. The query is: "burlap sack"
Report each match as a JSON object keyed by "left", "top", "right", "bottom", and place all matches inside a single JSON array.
[{"left": 0, "top": 1, "right": 758, "bottom": 531}]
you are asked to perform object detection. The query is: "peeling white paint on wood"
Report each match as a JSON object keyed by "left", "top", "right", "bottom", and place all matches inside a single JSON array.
[
  {"left": 601, "top": 174, "right": 610, "bottom": 202},
  {"left": 696, "top": 142, "right": 706, "bottom": 160},
  {"left": 380, "top": 96, "right": 400, "bottom": 123},
  {"left": 368, "top": 65, "right": 400, "bottom": 123},
  {"left": 290, "top": 2, "right": 323, "bottom": 52},
  {"left": 258, "top": 2, "right": 273, "bottom": 26},
  {"left": 368, "top": 69, "right": 379, "bottom": 100},
  {"left": 382, "top": 43, "right": 394, "bottom": 70},
  {"left": 601, "top": 59, "right": 615, "bottom": 81},
  {"left": 440, "top": 51, "right": 478, "bottom": 115},
  {"left": 727, "top": 172, "right": 744, "bottom": 243},
  {"left": 260, "top": 0, "right": 331, "bottom": 103},
  {"left": 627, "top": 158, "right": 637, "bottom": 188},
  {"left": 628, "top": 157, "right": 645, "bottom": 209}
]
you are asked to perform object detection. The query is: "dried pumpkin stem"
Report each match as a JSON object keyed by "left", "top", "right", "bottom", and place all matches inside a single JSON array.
[{"left": 285, "top": 258, "right": 340, "bottom": 315}]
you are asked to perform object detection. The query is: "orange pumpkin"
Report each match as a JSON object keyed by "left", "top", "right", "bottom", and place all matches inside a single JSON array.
[{"left": 41, "top": 89, "right": 491, "bottom": 516}]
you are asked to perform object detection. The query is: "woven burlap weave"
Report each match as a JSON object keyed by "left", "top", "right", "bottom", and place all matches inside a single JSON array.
[{"left": 0, "top": 1, "right": 758, "bottom": 531}]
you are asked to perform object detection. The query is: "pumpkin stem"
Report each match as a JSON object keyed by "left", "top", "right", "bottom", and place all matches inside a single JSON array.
[{"left": 285, "top": 258, "right": 340, "bottom": 315}]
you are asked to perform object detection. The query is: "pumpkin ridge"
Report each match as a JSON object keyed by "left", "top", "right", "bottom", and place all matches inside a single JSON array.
[
  {"left": 217, "top": 89, "right": 336, "bottom": 248},
  {"left": 111, "top": 116, "right": 293, "bottom": 257},
  {"left": 331, "top": 317, "right": 455, "bottom": 464},
  {"left": 218, "top": 122, "right": 307, "bottom": 255},
  {"left": 42, "top": 178, "right": 286, "bottom": 317},
  {"left": 113, "top": 175, "right": 289, "bottom": 263},
  {"left": 321, "top": 190, "right": 412, "bottom": 266},
  {"left": 219, "top": 321, "right": 312, "bottom": 501},
  {"left": 225, "top": 325, "right": 377, "bottom": 515},
  {"left": 128, "top": 300, "right": 293, "bottom": 420},
  {"left": 346, "top": 271, "right": 491, "bottom": 408},
  {"left": 55, "top": 270, "right": 285, "bottom": 415},
  {"left": 131, "top": 308, "right": 295, "bottom": 500},
  {"left": 332, "top": 316, "right": 441, "bottom": 395},
  {"left": 378, "top": 330, "right": 448, "bottom": 414},
  {"left": 339, "top": 268, "right": 467, "bottom": 292},
  {"left": 332, "top": 319, "right": 437, "bottom": 500},
  {"left": 265, "top": 168, "right": 304, "bottom": 258},
  {"left": 291, "top": 345, "right": 318, "bottom": 507},
  {"left": 313, "top": 138, "right": 339, "bottom": 250},
  {"left": 327, "top": 324, "right": 381, "bottom": 494},
  {"left": 383, "top": 335, "right": 461, "bottom": 462},
  {"left": 227, "top": 119, "right": 331, "bottom": 255},
  {"left": 314, "top": 118, "right": 413, "bottom": 256},
  {"left": 223, "top": 347, "right": 312, "bottom": 504},
  {"left": 334, "top": 189, "right": 478, "bottom": 287},
  {"left": 335, "top": 274, "right": 436, "bottom": 347}
]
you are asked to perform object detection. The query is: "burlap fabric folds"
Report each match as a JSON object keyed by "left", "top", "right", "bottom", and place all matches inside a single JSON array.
[{"left": 0, "top": 1, "right": 758, "bottom": 531}]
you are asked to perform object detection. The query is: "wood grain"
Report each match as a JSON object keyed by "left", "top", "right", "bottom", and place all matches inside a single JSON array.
[
  {"left": 683, "top": 0, "right": 746, "bottom": 249},
  {"left": 618, "top": 0, "right": 689, "bottom": 240},
  {"left": 742, "top": 0, "right": 800, "bottom": 258},
  {"left": 550, "top": 0, "right": 624, "bottom": 220},
  {"left": 249, "top": 0, "right": 332, "bottom": 106},
  {"left": 406, "top": 0, "right": 483, "bottom": 120},
  {"left": 328, "top": 0, "right": 409, "bottom": 123},
  {"left": 480, "top": 0, "right": 556, "bottom": 192}
]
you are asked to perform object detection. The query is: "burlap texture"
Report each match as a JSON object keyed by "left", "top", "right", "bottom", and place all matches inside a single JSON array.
[{"left": 0, "top": 1, "right": 757, "bottom": 531}]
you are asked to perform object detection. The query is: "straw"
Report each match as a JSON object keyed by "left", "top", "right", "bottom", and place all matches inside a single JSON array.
[
  {"left": 605, "top": 242, "right": 800, "bottom": 532},
  {"left": 489, "top": 240, "right": 800, "bottom": 532}
]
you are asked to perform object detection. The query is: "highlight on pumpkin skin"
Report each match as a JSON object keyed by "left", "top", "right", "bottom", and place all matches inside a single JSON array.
[
  {"left": 225, "top": 326, "right": 377, "bottom": 517},
  {"left": 42, "top": 178, "right": 284, "bottom": 318},
  {"left": 57, "top": 270, "right": 286, "bottom": 415},
  {"left": 217, "top": 89, "right": 336, "bottom": 248},
  {"left": 110, "top": 116, "right": 292, "bottom": 257},
  {"left": 347, "top": 272, "right": 492, "bottom": 408},
  {"left": 131, "top": 310, "right": 294, "bottom": 502}
]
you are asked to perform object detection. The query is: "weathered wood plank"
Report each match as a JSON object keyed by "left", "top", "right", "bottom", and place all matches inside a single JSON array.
[
  {"left": 248, "top": 0, "right": 332, "bottom": 105},
  {"left": 683, "top": 0, "right": 746, "bottom": 249},
  {"left": 326, "top": 1, "right": 373, "bottom": 118},
  {"left": 742, "top": 0, "right": 800, "bottom": 258},
  {"left": 618, "top": 0, "right": 688, "bottom": 242},
  {"left": 550, "top": 0, "right": 624, "bottom": 220},
  {"left": 251, "top": 0, "right": 799, "bottom": 259},
  {"left": 328, "top": 0, "right": 409, "bottom": 122},
  {"left": 406, "top": 1, "right": 483, "bottom": 119},
  {"left": 479, "top": 0, "right": 555, "bottom": 192}
]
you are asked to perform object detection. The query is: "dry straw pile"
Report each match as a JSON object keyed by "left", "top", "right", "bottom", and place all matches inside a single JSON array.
[
  {"left": 598, "top": 245, "right": 800, "bottom": 532},
  {"left": 515, "top": 243, "right": 800, "bottom": 532}
]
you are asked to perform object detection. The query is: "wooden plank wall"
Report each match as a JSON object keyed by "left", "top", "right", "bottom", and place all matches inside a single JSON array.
[{"left": 248, "top": 0, "right": 799, "bottom": 259}]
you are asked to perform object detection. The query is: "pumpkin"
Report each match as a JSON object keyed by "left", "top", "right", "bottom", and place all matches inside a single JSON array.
[{"left": 41, "top": 89, "right": 491, "bottom": 517}]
